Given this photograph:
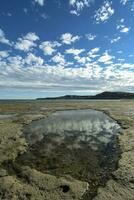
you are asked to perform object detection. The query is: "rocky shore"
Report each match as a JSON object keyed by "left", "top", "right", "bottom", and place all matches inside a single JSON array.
[
  {"left": 93, "top": 108, "right": 134, "bottom": 200},
  {"left": 0, "top": 100, "right": 133, "bottom": 200},
  {"left": 0, "top": 111, "right": 89, "bottom": 200}
]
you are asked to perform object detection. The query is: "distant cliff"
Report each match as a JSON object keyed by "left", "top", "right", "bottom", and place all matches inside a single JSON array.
[
  {"left": 93, "top": 91, "right": 134, "bottom": 99},
  {"left": 36, "top": 91, "right": 134, "bottom": 100}
]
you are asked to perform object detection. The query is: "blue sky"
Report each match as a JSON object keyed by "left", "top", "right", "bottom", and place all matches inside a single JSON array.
[{"left": 0, "top": 0, "right": 134, "bottom": 99}]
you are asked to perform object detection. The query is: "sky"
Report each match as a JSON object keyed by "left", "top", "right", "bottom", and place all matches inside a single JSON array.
[{"left": 0, "top": 0, "right": 134, "bottom": 99}]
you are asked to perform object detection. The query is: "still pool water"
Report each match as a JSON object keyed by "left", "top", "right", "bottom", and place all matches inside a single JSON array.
[
  {"left": 24, "top": 109, "right": 120, "bottom": 149},
  {"left": 15, "top": 109, "right": 121, "bottom": 199}
]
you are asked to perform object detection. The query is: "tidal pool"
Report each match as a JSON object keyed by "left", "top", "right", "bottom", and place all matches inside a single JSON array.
[{"left": 15, "top": 109, "right": 121, "bottom": 199}]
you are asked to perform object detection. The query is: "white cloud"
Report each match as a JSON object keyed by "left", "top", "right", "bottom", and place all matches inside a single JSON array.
[
  {"left": 120, "top": 1, "right": 134, "bottom": 12},
  {"left": 0, "top": 55, "right": 102, "bottom": 92},
  {"left": 40, "top": 41, "right": 61, "bottom": 55},
  {"left": 60, "top": 33, "right": 80, "bottom": 45},
  {"left": 98, "top": 52, "right": 114, "bottom": 64},
  {"left": 88, "top": 47, "right": 100, "bottom": 58},
  {"left": 25, "top": 53, "right": 44, "bottom": 65},
  {"left": 0, "top": 53, "right": 134, "bottom": 95},
  {"left": 85, "top": 33, "right": 96, "bottom": 40},
  {"left": 111, "top": 36, "right": 121, "bottom": 43},
  {"left": 0, "top": 31, "right": 134, "bottom": 95},
  {"left": 131, "top": 2, "right": 134, "bottom": 11},
  {"left": 69, "top": 0, "right": 94, "bottom": 15},
  {"left": 116, "top": 23, "right": 124, "bottom": 30},
  {"left": 51, "top": 53, "right": 65, "bottom": 65},
  {"left": 25, "top": 32, "right": 39, "bottom": 41},
  {"left": 34, "top": 0, "right": 45, "bottom": 6},
  {"left": 90, "top": 47, "right": 100, "bottom": 54},
  {"left": 116, "top": 20, "right": 130, "bottom": 33},
  {"left": 121, "top": 63, "right": 134, "bottom": 69},
  {"left": 118, "top": 58, "right": 125, "bottom": 62},
  {"left": 120, "top": 0, "right": 129, "bottom": 5},
  {"left": 0, "top": 51, "right": 9, "bottom": 58},
  {"left": 94, "top": 1, "right": 114, "bottom": 23},
  {"left": 120, "top": 18, "right": 125, "bottom": 23},
  {"left": 15, "top": 32, "right": 39, "bottom": 52},
  {"left": 70, "top": 10, "right": 80, "bottom": 16},
  {"left": 6, "top": 56, "right": 24, "bottom": 69},
  {"left": 120, "top": 27, "right": 130, "bottom": 33},
  {"left": 65, "top": 48, "right": 85, "bottom": 55},
  {"left": 74, "top": 55, "right": 91, "bottom": 64},
  {"left": 15, "top": 40, "right": 36, "bottom": 52},
  {"left": 0, "top": 28, "right": 11, "bottom": 45}
]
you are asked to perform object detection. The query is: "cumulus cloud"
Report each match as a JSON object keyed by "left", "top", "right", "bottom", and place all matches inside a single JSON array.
[
  {"left": 69, "top": 0, "right": 94, "bottom": 15},
  {"left": 74, "top": 55, "right": 91, "bottom": 64},
  {"left": 116, "top": 20, "right": 130, "bottom": 33},
  {"left": 88, "top": 47, "right": 100, "bottom": 58},
  {"left": 120, "top": 27, "right": 130, "bottom": 33},
  {"left": 60, "top": 33, "right": 80, "bottom": 45},
  {"left": 1, "top": 53, "right": 134, "bottom": 94},
  {"left": 65, "top": 48, "right": 85, "bottom": 55},
  {"left": 120, "top": 0, "right": 129, "bottom": 5},
  {"left": 51, "top": 53, "right": 66, "bottom": 65},
  {"left": 25, "top": 32, "right": 39, "bottom": 41},
  {"left": 25, "top": 53, "right": 44, "bottom": 65},
  {"left": 90, "top": 48, "right": 100, "bottom": 54},
  {"left": 118, "top": 58, "right": 125, "bottom": 62},
  {"left": 94, "top": 1, "right": 114, "bottom": 23},
  {"left": 116, "top": 19, "right": 124, "bottom": 30},
  {"left": 0, "top": 28, "right": 11, "bottom": 45},
  {"left": 70, "top": 10, "right": 80, "bottom": 16},
  {"left": 0, "top": 55, "right": 101, "bottom": 90},
  {"left": 15, "top": 32, "right": 39, "bottom": 52},
  {"left": 120, "top": 0, "right": 134, "bottom": 12},
  {"left": 0, "top": 29, "right": 134, "bottom": 95},
  {"left": 34, "top": 0, "right": 45, "bottom": 6},
  {"left": 40, "top": 41, "right": 61, "bottom": 55},
  {"left": 85, "top": 33, "right": 96, "bottom": 40},
  {"left": 121, "top": 63, "right": 134, "bottom": 69},
  {"left": 111, "top": 36, "right": 121, "bottom": 43},
  {"left": 98, "top": 52, "right": 114, "bottom": 64},
  {"left": 0, "top": 51, "right": 9, "bottom": 58}
]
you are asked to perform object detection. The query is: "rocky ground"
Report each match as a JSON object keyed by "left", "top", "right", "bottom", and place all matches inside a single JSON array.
[{"left": 0, "top": 100, "right": 133, "bottom": 200}]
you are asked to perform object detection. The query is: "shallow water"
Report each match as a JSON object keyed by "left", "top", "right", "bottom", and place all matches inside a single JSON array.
[
  {"left": 15, "top": 109, "right": 121, "bottom": 199},
  {"left": 24, "top": 109, "right": 120, "bottom": 149}
]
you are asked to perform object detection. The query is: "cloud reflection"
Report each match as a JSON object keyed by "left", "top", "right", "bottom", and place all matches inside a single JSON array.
[{"left": 25, "top": 109, "right": 120, "bottom": 151}]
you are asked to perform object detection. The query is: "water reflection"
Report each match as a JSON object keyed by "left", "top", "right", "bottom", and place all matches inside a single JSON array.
[
  {"left": 16, "top": 109, "right": 121, "bottom": 199},
  {"left": 24, "top": 109, "right": 120, "bottom": 151}
]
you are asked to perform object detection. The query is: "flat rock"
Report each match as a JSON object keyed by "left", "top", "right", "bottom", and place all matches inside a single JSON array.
[{"left": 0, "top": 166, "right": 89, "bottom": 200}]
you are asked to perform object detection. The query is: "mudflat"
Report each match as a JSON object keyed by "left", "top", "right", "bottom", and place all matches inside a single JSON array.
[{"left": 0, "top": 100, "right": 134, "bottom": 200}]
